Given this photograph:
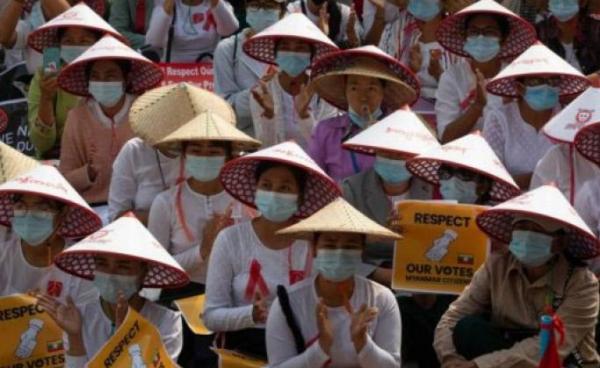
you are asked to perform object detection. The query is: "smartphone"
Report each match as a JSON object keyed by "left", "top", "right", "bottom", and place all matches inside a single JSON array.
[{"left": 42, "top": 47, "right": 61, "bottom": 76}]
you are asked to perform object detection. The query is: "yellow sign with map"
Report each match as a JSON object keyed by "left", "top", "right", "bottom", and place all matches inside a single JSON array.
[
  {"left": 392, "top": 200, "right": 490, "bottom": 294},
  {"left": 0, "top": 294, "right": 65, "bottom": 368},
  {"left": 88, "top": 308, "right": 176, "bottom": 368}
]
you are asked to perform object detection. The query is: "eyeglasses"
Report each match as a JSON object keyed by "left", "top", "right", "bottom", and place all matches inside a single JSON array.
[
  {"left": 465, "top": 27, "right": 502, "bottom": 38},
  {"left": 437, "top": 166, "right": 478, "bottom": 181}
]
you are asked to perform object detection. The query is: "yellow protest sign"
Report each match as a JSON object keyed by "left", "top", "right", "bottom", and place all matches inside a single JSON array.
[
  {"left": 213, "top": 349, "right": 267, "bottom": 368},
  {"left": 88, "top": 307, "right": 176, "bottom": 368},
  {"left": 392, "top": 200, "right": 490, "bottom": 294},
  {"left": 174, "top": 294, "right": 212, "bottom": 335},
  {"left": 0, "top": 294, "right": 65, "bottom": 368}
]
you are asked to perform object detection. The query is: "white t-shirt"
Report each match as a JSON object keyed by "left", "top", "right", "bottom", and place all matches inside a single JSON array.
[
  {"left": 575, "top": 177, "right": 600, "bottom": 236},
  {"left": 0, "top": 232, "right": 97, "bottom": 304},
  {"left": 562, "top": 42, "right": 582, "bottom": 72},
  {"left": 410, "top": 41, "right": 461, "bottom": 100},
  {"left": 13, "top": 2, "right": 44, "bottom": 73},
  {"left": 147, "top": 182, "right": 252, "bottom": 283},
  {"left": 483, "top": 102, "right": 555, "bottom": 176},
  {"left": 531, "top": 144, "right": 600, "bottom": 203},
  {"left": 266, "top": 275, "right": 402, "bottom": 367},
  {"left": 204, "top": 221, "right": 312, "bottom": 332},
  {"left": 108, "top": 137, "right": 181, "bottom": 221},
  {"left": 64, "top": 299, "right": 183, "bottom": 367}
]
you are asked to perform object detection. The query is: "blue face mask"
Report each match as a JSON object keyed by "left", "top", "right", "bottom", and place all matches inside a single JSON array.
[
  {"left": 314, "top": 249, "right": 362, "bottom": 282},
  {"left": 185, "top": 155, "right": 225, "bottom": 182},
  {"left": 93, "top": 271, "right": 140, "bottom": 304},
  {"left": 549, "top": 0, "right": 579, "bottom": 22},
  {"left": 439, "top": 177, "right": 479, "bottom": 204},
  {"left": 60, "top": 45, "right": 88, "bottom": 64},
  {"left": 463, "top": 35, "right": 501, "bottom": 63},
  {"left": 89, "top": 81, "right": 125, "bottom": 108},
  {"left": 523, "top": 85, "right": 560, "bottom": 111},
  {"left": 11, "top": 211, "right": 56, "bottom": 246},
  {"left": 246, "top": 8, "right": 280, "bottom": 33},
  {"left": 407, "top": 0, "right": 441, "bottom": 21},
  {"left": 509, "top": 230, "right": 554, "bottom": 267},
  {"left": 374, "top": 156, "right": 412, "bottom": 184},
  {"left": 254, "top": 189, "right": 298, "bottom": 222},
  {"left": 275, "top": 51, "right": 311, "bottom": 78},
  {"left": 348, "top": 106, "right": 383, "bottom": 128}
]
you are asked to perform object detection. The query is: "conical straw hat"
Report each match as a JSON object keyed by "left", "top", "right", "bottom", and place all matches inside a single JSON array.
[
  {"left": 243, "top": 13, "right": 338, "bottom": 65},
  {"left": 27, "top": 3, "right": 124, "bottom": 53},
  {"left": 342, "top": 106, "right": 440, "bottom": 156},
  {"left": 277, "top": 197, "right": 400, "bottom": 240},
  {"left": 54, "top": 215, "right": 190, "bottom": 288},
  {"left": 23, "top": 0, "right": 106, "bottom": 16},
  {"left": 311, "top": 45, "right": 419, "bottom": 110},
  {"left": 574, "top": 121, "right": 600, "bottom": 165},
  {"left": 476, "top": 185, "right": 599, "bottom": 259},
  {"left": 543, "top": 87, "right": 600, "bottom": 143},
  {"left": 0, "top": 142, "right": 40, "bottom": 184},
  {"left": 129, "top": 83, "right": 236, "bottom": 146},
  {"left": 0, "top": 165, "right": 101, "bottom": 238},
  {"left": 436, "top": 0, "right": 536, "bottom": 59},
  {"left": 219, "top": 141, "right": 340, "bottom": 218},
  {"left": 406, "top": 133, "right": 520, "bottom": 201},
  {"left": 486, "top": 43, "right": 589, "bottom": 98},
  {"left": 57, "top": 35, "right": 163, "bottom": 96},
  {"left": 157, "top": 111, "right": 261, "bottom": 149}
]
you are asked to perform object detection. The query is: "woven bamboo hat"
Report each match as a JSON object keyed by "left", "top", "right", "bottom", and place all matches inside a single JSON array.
[
  {"left": 129, "top": 83, "right": 236, "bottom": 146},
  {"left": 574, "top": 120, "right": 600, "bottom": 166},
  {"left": 0, "top": 142, "right": 40, "bottom": 184},
  {"left": 543, "top": 87, "right": 600, "bottom": 143}
]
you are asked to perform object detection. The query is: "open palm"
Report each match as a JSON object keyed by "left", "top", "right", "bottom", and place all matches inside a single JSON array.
[{"left": 37, "top": 294, "right": 82, "bottom": 335}]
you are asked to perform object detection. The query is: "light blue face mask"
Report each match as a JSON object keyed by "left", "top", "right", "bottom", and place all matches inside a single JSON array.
[
  {"left": 60, "top": 45, "right": 88, "bottom": 64},
  {"left": 509, "top": 230, "right": 554, "bottom": 267},
  {"left": 314, "top": 249, "right": 362, "bottom": 282},
  {"left": 11, "top": 211, "right": 56, "bottom": 246},
  {"left": 275, "top": 51, "right": 311, "bottom": 78},
  {"left": 254, "top": 189, "right": 298, "bottom": 222},
  {"left": 89, "top": 81, "right": 125, "bottom": 108},
  {"left": 407, "top": 0, "right": 441, "bottom": 22},
  {"left": 246, "top": 8, "right": 280, "bottom": 33},
  {"left": 523, "top": 85, "right": 560, "bottom": 111},
  {"left": 185, "top": 155, "right": 225, "bottom": 182},
  {"left": 549, "top": 0, "right": 579, "bottom": 22},
  {"left": 439, "top": 177, "right": 479, "bottom": 204},
  {"left": 463, "top": 35, "right": 501, "bottom": 63},
  {"left": 93, "top": 271, "right": 140, "bottom": 304},
  {"left": 348, "top": 106, "right": 383, "bottom": 128},
  {"left": 374, "top": 156, "right": 412, "bottom": 184}
]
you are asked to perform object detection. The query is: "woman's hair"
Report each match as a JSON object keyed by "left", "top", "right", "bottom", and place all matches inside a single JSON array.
[
  {"left": 274, "top": 39, "right": 316, "bottom": 60},
  {"left": 244, "top": 0, "right": 287, "bottom": 16},
  {"left": 312, "top": 232, "right": 366, "bottom": 246},
  {"left": 463, "top": 13, "right": 511, "bottom": 40},
  {"left": 84, "top": 59, "right": 132, "bottom": 82},
  {"left": 182, "top": 140, "right": 233, "bottom": 159},
  {"left": 254, "top": 161, "right": 308, "bottom": 196},
  {"left": 57, "top": 27, "right": 102, "bottom": 44},
  {"left": 11, "top": 194, "right": 65, "bottom": 211}
]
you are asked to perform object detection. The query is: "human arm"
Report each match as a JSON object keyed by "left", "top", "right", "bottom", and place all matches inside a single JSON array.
[
  {"left": 211, "top": 0, "right": 239, "bottom": 37},
  {"left": 40, "top": 0, "right": 71, "bottom": 20},
  {"left": 363, "top": 0, "right": 386, "bottom": 46},
  {"left": 0, "top": 0, "right": 23, "bottom": 47},
  {"left": 145, "top": 3, "right": 171, "bottom": 50},
  {"left": 214, "top": 36, "right": 252, "bottom": 123},
  {"left": 159, "top": 309, "right": 184, "bottom": 361},
  {"left": 250, "top": 79, "right": 277, "bottom": 147},
  {"left": 28, "top": 71, "right": 58, "bottom": 157},
  {"left": 109, "top": 0, "right": 146, "bottom": 49},
  {"left": 107, "top": 141, "right": 138, "bottom": 221},
  {"left": 58, "top": 111, "right": 94, "bottom": 192}
]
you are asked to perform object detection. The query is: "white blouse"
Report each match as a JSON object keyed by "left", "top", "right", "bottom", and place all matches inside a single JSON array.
[
  {"left": 266, "top": 275, "right": 402, "bottom": 367},
  {"left": 575, "top": 177, "right": 600, "bottom": 237}
]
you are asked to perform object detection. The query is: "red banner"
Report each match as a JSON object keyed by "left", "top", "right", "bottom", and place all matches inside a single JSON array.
[{"left": 158, "top": 63, "right": 214, "bottom": 91}]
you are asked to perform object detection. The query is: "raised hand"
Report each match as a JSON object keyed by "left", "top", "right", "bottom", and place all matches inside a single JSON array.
[
  {"left": 428, "top": 49, "right": 443, "bottom": 81},
  {"left": 318, "top": 4, "right": 330, "bottom": 36},
  {"left": 294, "top": 83, "right": 316, "bottom": 119},
  {"left": 409, "top": 44, "right": 423, "bottom": 73},
  {"left": 200, "top": 206, "right": 234, "bottom": 260},
  {"left": 349, "top": 304, "right": 378, "bottom": 353},
  {"left": 251, "top": 80, "right": 275, "bottom": 119},
  {"left": 316, "top": 298, "right": 333, "bottom": 355},
  {"left": 37, "top": 294, "right": 82, "bottom": 336},
  {"left": 252, "top": 292, "right": 269, "bottom": 323},
  {"left": 346, "top": 4, "right": 359, "bottom": 48},
  {"left": 163, "top": 0, "right": 175, "bottom": 15}
]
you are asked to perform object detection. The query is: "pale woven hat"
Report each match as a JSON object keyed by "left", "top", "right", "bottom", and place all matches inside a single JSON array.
[
  {"left": 23, "top": 0, "right": 106, "bottom": 15},
  {"left": 219, "top": 141, "right": 340, "bottom": 218},
  {"left": 54, "top": 215, "right": 190, "bottom": 288},
  {"left": 243, "top": 13, "right": 339, "bottom": 65},
  {"left": 486, "top": 43, "right": 589, "bottom": 98},
  {"left": 0, "top": 142, "right": 40, "bottom": 184},
  {"left": 0, "top": 165, "right": 101, "bottom": 238},
  {"left": 342, "top": 106, "right": 440, "bottom": 157},
  {"left": 129, "top": 83, "right": 236, "bottom": 146},
  {"left": 310, "top": 46, "right": 420, "bottom": 110},
  {"left": 406, "top": 133, "right": 520, "bottom": 201},
  {"left": 57, "top": 35, "right": 163, "bottom": 97},
  {"left": 476, "top": 185, "right": 599, "bottom": 259},
  {"left": 436, "top": 0, "right": 536, "bottom": 59},
  {"left": 543, "top": 87, "right": 600, "bottom": 143},
  {"left": 27, "top": 3, "right": 124, "bottom": 53},
  {"left": 277, "top": 197, "right": 400, "bottom": 240},
  {"left": 574, "top": 120, "right": 600, "bottom": 165}
]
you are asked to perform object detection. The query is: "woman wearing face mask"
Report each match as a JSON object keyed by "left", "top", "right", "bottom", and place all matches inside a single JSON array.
[
  {"left": 309, "top": 45, "right": 419, "bottom": 182},
  {"left": 435, "top": 185, "right": 600, "bottom": 367},
  {"left": 40, "top": 215, "right": 189, "bottom": 365},
  {"left": 266, "top": 197, "right": 402, "bottom": 367},
  {"left": 145, "top": 0, "right": 239, "bottom": 62},
  {"left": 0, "top": 165, "right": 102, "bottom": 304},
  {"left": 204, "top": 141, "right": 340, "bottom": 360},
  {"left": 407, "top": 132, "right": 521, "bottom": 205},
  {"left": 483, "top": 43, "right": 590, "bottom": 189},
  {"left": 214, "top": 0, "right": 285, "bottom": 137},
  {"left": 434, "top": 0, "right": 536, "bottom": 143},
  {"left": 25, "top": 4, "right": 124, "bottom": 160},
  {"left": 245, "top": 13, "right": 339, "bottom": 149},
  {"left": 56, "top": 36, "right": 163, "bottom": 213}
]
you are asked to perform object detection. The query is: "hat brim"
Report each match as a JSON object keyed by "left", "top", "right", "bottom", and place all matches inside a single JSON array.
[
  {"left": 574, "top": 123, "right": 600, "bottom": 165},
  {"left": 486, "top": 72, "right": 590, "bottom": 98},
  {"left": 27, "top": 26, "right": 124, "bottom": 53},
  {"left": 243, "top": 35, "right": 338, "bottom": 65}
]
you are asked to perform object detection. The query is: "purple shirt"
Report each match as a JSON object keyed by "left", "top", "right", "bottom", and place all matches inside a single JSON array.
[{"left": 309, "top": 114, "right": 375, "bottom": 182}]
